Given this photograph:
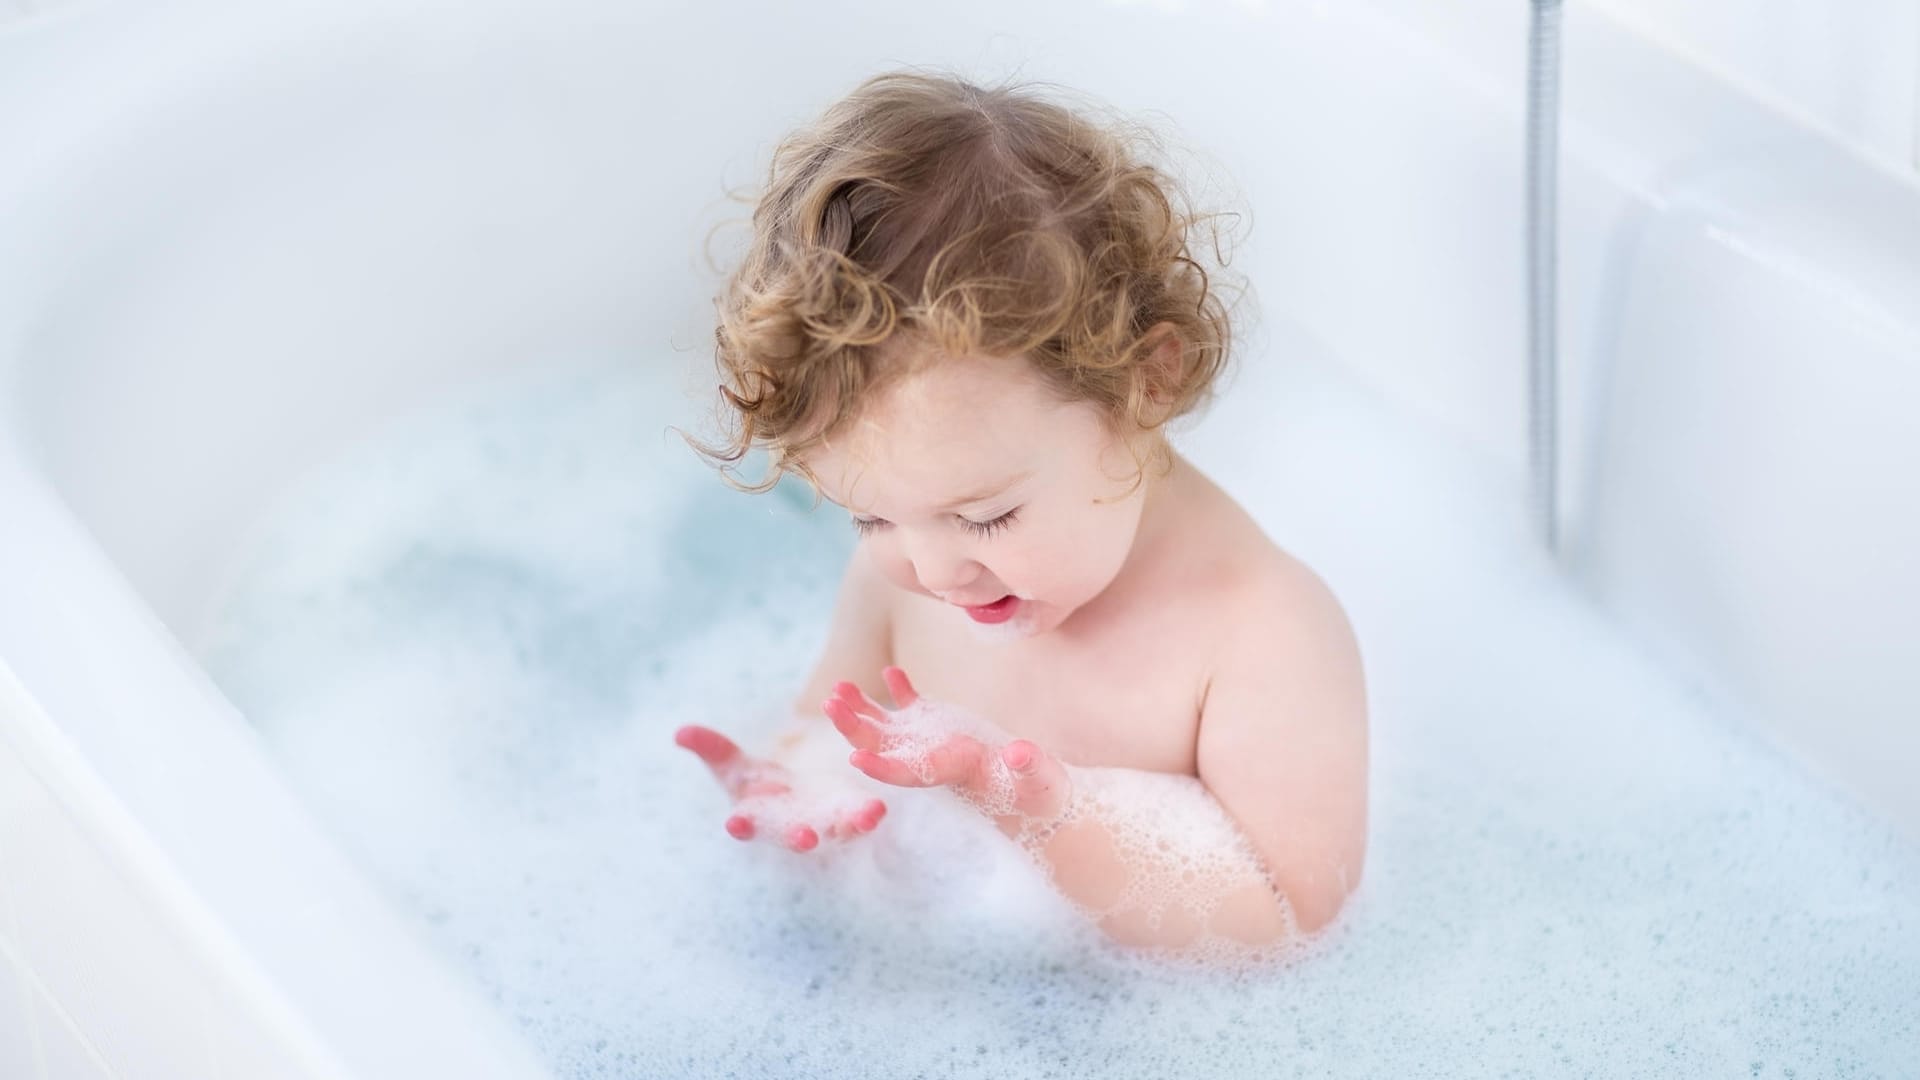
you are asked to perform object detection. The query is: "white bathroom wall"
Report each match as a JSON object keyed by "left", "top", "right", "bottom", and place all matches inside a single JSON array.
[
  {"left": 7, "top": 1, "right": 1915, "bottom": 172},
  {"left": 0, "top": 0, "right": 78, "bottom": 29},
  {"left": 1587, "top": 0, "right": 1920, "bottom": 173},
  {"left": 1362, "top": 0, "right": 1920, "bottom": 174}
]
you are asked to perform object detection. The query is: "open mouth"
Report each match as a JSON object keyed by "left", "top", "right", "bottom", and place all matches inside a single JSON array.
[{"left": 962, "top": 594, "right": 1022, "bottom": 624}]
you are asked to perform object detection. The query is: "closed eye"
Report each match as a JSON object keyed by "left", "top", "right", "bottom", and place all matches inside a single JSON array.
[
  {"left": 959, "top": 507, "right": 1020, "bottom": 539},
  {"left": 850, "top": 515, "right": 890, "bottom": 538}
]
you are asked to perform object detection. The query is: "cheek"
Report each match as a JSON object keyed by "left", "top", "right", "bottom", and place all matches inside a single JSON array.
[
  {"left": 1001, "top": 521, "right": 1107, "bottom": 591},
  {"left": 1051, "top": 501, "right": 1139, "bottom": 581}
]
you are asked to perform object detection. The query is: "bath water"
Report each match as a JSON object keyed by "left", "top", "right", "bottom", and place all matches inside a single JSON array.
[{"left": 197, "top": 324, "right": 1920, "bottom": 1078}]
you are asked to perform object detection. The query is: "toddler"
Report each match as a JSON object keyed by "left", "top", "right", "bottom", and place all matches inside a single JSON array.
[{"left": 675, "top": 69, "right": 1367, "bottom": 951}]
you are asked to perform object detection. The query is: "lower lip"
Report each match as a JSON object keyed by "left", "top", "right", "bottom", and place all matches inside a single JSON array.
[{"left": 964, "top": 595, "right": 1022, "bottom": 624}]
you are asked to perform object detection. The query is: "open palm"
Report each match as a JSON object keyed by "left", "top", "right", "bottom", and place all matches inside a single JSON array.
[
  {"left": 822, "top": 667, "right": 1072, "bottom": 820},
  {"left": 674, "top": 725, "right": 887, "bottom": 853}
]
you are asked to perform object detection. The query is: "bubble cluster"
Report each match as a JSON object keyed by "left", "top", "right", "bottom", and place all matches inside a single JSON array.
[
  {"left": 864, "top": 697, "right": 1017, "bottom": 793},
  {"left": 199, "top": 344, "right": 1920, "bottom": 1078},
  {"left": 1029, "top": 767, "right": 1296, "bottom": 953},
  {"left": 841, "top": 697, "right": 1300, "bottom": 959}
]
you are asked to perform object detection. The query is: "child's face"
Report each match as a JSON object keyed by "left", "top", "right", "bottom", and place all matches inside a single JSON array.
[{"left": 802, "top": 347, "right": 1154, "bottom": 639}]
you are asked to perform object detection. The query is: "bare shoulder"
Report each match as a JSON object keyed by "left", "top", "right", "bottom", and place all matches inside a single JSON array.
[
  {"left": 1220, "top": 546, "right": 1363, "bottom": 686},
  {"left": 1187, "top": 524, "right": 1368, "bottom": 766},
  {"left": 1166, "top": 462, "right": 1364, "bottom": 684}
]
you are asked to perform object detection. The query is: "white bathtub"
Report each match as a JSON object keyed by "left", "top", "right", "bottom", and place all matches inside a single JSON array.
[{"left": 1, "top": 0, "right": 1915, "bottom": 1075}]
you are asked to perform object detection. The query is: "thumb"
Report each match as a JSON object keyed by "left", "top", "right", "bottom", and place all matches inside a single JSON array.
[{"left": 1001, "top": 740, "right": 1070, "bottom": 819}]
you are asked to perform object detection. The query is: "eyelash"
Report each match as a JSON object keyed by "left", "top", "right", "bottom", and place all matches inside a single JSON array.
[
  {"left": 851, "top": 508, "right": 1021, "bottom": 539},
  {"left": 962, "top": 508, "right": 1021, "bottom": 538}
]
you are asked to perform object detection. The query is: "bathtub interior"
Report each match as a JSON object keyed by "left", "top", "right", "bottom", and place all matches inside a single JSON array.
[
  {"left": 172, "top": 323, "right": 1920, "bottom": 1078},
  {"left": 0, "top": 0, "right": 1917, "bottom": 1077}
]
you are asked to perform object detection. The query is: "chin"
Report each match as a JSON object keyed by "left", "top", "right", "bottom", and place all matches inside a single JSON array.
[{"left": 963, "top": 611, "right": 1040, "bottom": 644}]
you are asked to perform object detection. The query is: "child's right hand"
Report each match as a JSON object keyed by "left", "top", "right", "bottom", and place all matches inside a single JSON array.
[{"left": 673, "top": 725, "right": 888, "bottom": 853}]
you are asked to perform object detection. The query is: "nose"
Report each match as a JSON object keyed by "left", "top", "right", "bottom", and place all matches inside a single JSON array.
[{"left": 900, "top": 531, "right": 982, "bottom": 596}]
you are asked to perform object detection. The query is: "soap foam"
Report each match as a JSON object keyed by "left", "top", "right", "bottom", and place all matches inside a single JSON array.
[
  {"left": 854, "top": 696, "right": 1295, "bottom": 957},
  {"left": 198, "top": 343, "right": 1920, "bottom": 1079}
]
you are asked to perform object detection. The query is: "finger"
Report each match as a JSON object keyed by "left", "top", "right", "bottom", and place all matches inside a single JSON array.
[
  {"left": 784, "top": 824, "right": 820, "bottom": 853},
  {"left": 926, "top": 736, "right": 986, "bottom": 787},
  {"left": 881, "top": 667, "right": 919, "bottom": 709},
  {"left": 1002, "top": 740, "right": 1036, "bottom": 772},
  {"left": 675, "top": 725, "right": 743, "bottom": 769},
  {"left": 1002, "top": 740, "right": 1070, "bottom": 818},
  {"left": 823, "top": 798, "right": 887, "bottom": 841},
  {"left": 851, "top": 798, "right": 887, "bottom": 833},
  {"left": 678, "top": 726, "right": 755, "bottom": 793},
  {"left": 850, "top": 749, "right": 936, "bottom": 788},
  {"left": 833, "top": 681, "right": 890, "bottom": 724},
  {"left": 724, "top": 814, "right": 756, "bottom": 841},
  {"left": 822, "top": 697, "right": 885, "bottom": 752}
]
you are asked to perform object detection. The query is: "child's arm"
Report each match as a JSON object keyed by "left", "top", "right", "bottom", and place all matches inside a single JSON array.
[
  {"left": 825, "top": 568, "right": 1368, "bottom": 949},
  {"left": 1192, "top": 563, "right": 1369, "bottom": 937},
  {"left": 790, "top": 546, "right": 895, "bottom": 722}
]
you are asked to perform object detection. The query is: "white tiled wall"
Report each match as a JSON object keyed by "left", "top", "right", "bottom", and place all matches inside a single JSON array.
[{"left": 1588, "top": 0, "right": 1920, "bottom": 173}]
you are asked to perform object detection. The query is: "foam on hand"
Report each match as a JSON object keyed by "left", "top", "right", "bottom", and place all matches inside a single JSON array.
[{"left": 851, "top": 696, "right": 1296, "bottom": 960}]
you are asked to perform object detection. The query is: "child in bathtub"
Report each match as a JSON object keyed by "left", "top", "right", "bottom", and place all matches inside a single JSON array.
[{"left": 674, "top": 70, "right": 1368, "bottom": 950}]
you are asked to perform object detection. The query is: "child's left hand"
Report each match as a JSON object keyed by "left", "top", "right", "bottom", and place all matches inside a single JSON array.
[{"left": 821, "top": 667, "right": 1071, "bottom": 821}]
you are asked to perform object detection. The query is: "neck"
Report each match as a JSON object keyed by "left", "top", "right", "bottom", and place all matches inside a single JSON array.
[{"left": 1131, "top": 447, "right": 1186, "bottom": 552}]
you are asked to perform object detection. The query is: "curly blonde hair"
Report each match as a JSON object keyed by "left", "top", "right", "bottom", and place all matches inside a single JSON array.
[{"left": 694, "top": 68, "right": 1246, "bottom": 492}]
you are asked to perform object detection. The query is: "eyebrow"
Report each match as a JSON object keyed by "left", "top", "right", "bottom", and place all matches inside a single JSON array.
[
  {"left": 823, "top": 470, "right": 1035, "bottom": 517},
  {"left": 933, "top": 471, "right": 1033, "bottom": 512}
]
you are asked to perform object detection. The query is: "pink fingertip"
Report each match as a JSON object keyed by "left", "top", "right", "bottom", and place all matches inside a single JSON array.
[
  {"left": 1003, "top": 741, "right": 1035, "bottom": 772},
  {"left": 725, "top": 815, "right": 755, "bottom": 840},
  {"left": 676, "top": 725, "right": 740, "bottom": 767},
  {"left": 860, "top": 800, "right": 887, "bottom": 829},
  {"left": 787, "top": 825, "right": 819, "bottom": 852}
]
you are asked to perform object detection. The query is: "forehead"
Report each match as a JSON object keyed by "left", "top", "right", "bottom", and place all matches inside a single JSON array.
[{"left": 802, "top": 349, "right": 1098, "bottom": 509}]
